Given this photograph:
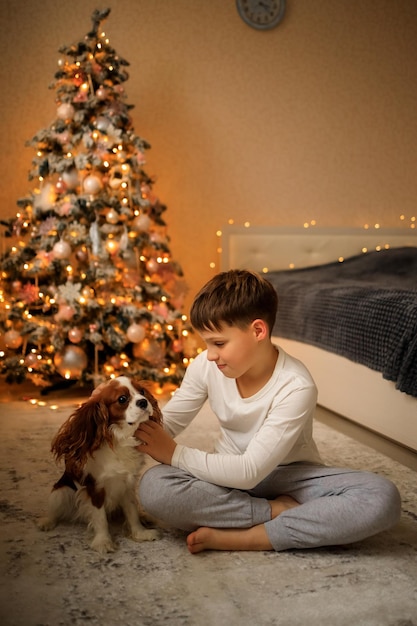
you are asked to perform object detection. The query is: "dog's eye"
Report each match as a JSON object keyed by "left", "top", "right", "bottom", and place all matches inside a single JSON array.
[{"left": 118, "top": 395, "right": 129, "bottom": 405}]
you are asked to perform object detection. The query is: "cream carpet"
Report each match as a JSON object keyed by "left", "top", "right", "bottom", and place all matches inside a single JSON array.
[{"left": 0, "top": 387, "right": 416, "bottom": 626}]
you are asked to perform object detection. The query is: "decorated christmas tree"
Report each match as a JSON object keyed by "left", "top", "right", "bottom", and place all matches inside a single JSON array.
[{"left": 0, "top": 8, "right": 196, "bottom": 392}]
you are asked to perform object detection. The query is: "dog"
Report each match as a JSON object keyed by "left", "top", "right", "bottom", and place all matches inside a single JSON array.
[{"left": 38, "top": 375, "right": 162, "bottom": 553}]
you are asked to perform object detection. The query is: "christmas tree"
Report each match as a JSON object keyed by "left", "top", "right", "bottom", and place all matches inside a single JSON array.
[{"left": 0, "top": 8, "right": 196, "bottom": 392}]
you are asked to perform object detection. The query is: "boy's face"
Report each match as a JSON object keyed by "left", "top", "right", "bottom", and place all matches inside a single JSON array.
[{"left": 199, "top": 321, "right": 264, "bottom": 379}]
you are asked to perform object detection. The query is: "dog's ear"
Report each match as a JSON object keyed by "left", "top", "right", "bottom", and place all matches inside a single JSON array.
[
  {"left": 51, "top": 397, "right": 111, "bottom": 471},
  {"left": 134, "top": 379, "right": 163, "bottom": 426},
  {"left": 148, "top": 393, "right": 163, "bottom": 426}
]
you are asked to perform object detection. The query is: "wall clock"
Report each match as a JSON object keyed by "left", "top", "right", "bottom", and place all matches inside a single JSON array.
[{"left": 236, "top": 0, "right": 286, "bottom": 30}]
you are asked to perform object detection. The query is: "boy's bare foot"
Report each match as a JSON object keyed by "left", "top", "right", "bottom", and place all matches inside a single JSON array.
[
  {"left": 186, "top": 494, "right": 300, "bottom": 554},
  {"left": 187, "top": 524, "right": 273, "bottom": 554}
]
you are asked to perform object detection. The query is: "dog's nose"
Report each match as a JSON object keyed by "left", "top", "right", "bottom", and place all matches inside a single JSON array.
[{"left": 136, "top": 398, "right": 149, "bottom": 410}]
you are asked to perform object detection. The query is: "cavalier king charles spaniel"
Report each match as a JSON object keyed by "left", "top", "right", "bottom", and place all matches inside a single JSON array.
[{"left": 38, "top": 376, "right": 162, "bottom": 553}]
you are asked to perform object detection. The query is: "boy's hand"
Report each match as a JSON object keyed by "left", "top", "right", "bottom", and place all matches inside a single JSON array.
[{"left": 135, "top": 420, "right": 176, "bottom": 465}]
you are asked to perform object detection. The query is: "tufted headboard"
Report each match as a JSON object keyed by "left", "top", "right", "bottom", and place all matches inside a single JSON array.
[{"left": 221, "top": 226, "right": 417, "bottom": 272}]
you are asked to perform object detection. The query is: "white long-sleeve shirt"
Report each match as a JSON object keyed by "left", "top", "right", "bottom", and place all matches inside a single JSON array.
[{"left": 164, "top": 346, "right": 322, "bottom": 490}]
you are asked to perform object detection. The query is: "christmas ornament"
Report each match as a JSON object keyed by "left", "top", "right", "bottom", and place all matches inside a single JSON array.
[
  {"left": 55, "top": 178, "right": 66, "bottom": 194},
  {"left": 95, "top": 116, "right": 110, "bottom": 131},
  {"left": 126, "top": 323, "right": 146, "bottom": 343},
  {"left": 83, "top": 174, "right": 102, "bottom": 194},
  {"left": 62, "top": 169, "right": 79, "bottom": 189},
  {"left": 146, "top": 258, "right": 159, "bottom": 274},
  {"left": 132, "top": 214, "right": 151, "bottom": 232},
  {"left": 4, "top": 329, "right": 23, "bottom": 350},
  {"left": 25, "top": 351, "right": 40, "bottom": 367},
  {"left": 56, "top": 102, "right": 75, "bottom": 120},
  {"left": 133, "top": 337, "right": 165, "bottom": 365},
  {"left": 55, "top": 304, "right": 75, "bottom": 321},
  {"left": 68, "top": 327, "right": 83, "bottom": 343},
  {"left": 172, "top": 339, "right": 184, "bottom": 353},
  {"left": 106, "top": 208, "right": 120, "bottom": 224},
  {"left": 52, "top": 239, "right": 72, "bottom": 259},
  {"left": 54, "top": 345, "right": 88, "bottom": 379},
  {"left": 96, "top": 86, "right": 107, "bottom": 100}
]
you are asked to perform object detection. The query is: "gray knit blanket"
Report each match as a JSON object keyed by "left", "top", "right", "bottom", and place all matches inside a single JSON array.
[{"left": 267, "top": 247, "right": 417, "bottom": 397}]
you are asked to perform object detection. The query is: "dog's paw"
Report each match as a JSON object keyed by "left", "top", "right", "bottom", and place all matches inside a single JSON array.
[
  {"left": 37, "top": 517, "right": 57, "bottom": 532},
  {"left": 131, "top": 527, "right": 161, "bottom": 542},
  {"left": 90, "top": 535, "right": 116, "bottom": 554}
]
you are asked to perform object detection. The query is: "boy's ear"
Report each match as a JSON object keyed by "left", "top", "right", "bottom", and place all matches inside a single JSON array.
[{"left": 252, "top": 319, "right": 268, "bottom": 340}]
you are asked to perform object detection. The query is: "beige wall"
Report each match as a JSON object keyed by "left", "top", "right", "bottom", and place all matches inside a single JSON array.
[{"left": 1, "top": 0, "right": 417, "bottom": 309}]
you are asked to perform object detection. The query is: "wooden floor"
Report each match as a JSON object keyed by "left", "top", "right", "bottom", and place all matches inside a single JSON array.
[{"left": 315, "top": 405, "right": 417, "bottom": 472}]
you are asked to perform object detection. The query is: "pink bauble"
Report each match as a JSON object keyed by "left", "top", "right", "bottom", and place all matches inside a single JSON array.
[
  {"left": 56, "top": 131, "right": 71, "bottom": 145},
  {"left": 55, "top": 304, "right": 75, "bottom": 321},
  {"left": 52, "top": 240, "right": 71, "bottom": 259},
  {"left": 96, "top": 87, "right": 107, "bottom": 100},
  {"left": 146, "top": 258, "right": 159, "bottom": 274},
  {"left": 25, "top": 352, "right": 39, "bottom": 367},
  {"left": 68, "top": 327, "right": 83, "bottom": 343},
  {"left": 83, "top": 174, "right": 102, "bottom": 195},
  {"left": 172, "top": 339, "right": 183, "bottom": 353},
  {"left": 57, "top": 102, "right": 75, "bottom": 120},
  {"left": 4, "top": 329, "right": 23, "bottom": 350},
  {"left": 126, "top": 323, "right": 146, "bottom": 343},
  {"left": 55, "top": 178, "right": 66, "bottom": 194},
  {"left": 154, "top": 303, "right": 169, "bottom": 319}
]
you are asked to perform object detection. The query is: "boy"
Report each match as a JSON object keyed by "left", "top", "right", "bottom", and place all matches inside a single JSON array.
[{"left": 136, "top": 269, "right": 401, "bottom": 553}]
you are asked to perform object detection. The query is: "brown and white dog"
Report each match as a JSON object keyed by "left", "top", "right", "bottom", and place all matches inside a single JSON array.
[{"left": 38, "top": 376, "right": 162, "bottom": 553}]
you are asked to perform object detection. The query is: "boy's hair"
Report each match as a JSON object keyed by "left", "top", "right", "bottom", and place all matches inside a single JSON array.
[{"left": 190, "top": 269, "right": 278, "bottom": 336}]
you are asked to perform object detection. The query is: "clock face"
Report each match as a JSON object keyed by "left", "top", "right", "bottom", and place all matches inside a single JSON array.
[{"left": 236, "top": 0, "right": 286, "bottom": 30}]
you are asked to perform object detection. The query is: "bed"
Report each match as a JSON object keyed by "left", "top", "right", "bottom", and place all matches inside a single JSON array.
[{"left": 221, "top": 226, "right": 417, "bottom": 452}]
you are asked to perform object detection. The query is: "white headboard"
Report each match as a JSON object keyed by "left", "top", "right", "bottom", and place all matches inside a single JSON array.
[{"left": 221, "top": 226, "right": 417, "bottom": 272}]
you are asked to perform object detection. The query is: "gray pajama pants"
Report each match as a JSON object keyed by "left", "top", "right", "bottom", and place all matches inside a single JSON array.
[{"left": 138, "top": 463, "right": 401, "bottom": 551}]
